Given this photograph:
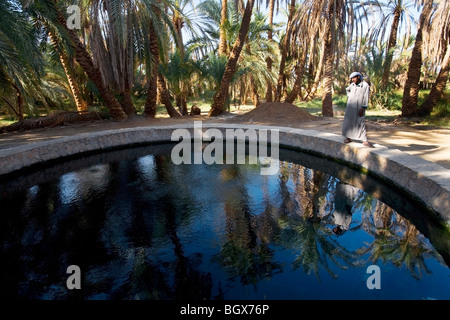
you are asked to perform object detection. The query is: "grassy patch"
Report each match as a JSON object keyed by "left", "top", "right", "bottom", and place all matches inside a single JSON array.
[
  {"left": 0, "top": 116, "right": 16, "bottom": 127},
  {"left": 420, "top": 100, "right": 450, "bottom": 127},
  {"left": 370, "top": 89, "right": 403, "bottom": 110},
  {"left": 296, "top": 95, "right": 347, "bottom": 116}
]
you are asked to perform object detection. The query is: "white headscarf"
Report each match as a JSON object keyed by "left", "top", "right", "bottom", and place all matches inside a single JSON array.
[{"left": 349, "top": 72, "right": 363, "bottom": 79}]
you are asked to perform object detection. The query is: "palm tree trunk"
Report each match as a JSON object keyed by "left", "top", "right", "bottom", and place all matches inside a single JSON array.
[
  {"left": 305, "top": 37, "right": 325, "bottom": 101},
  {"left": 321, "top": 0, "right": 342, "bottom": 117},
  {"left": 244, "top": 43, "right": 260, "bottom": 106},
  {"left": 12, "top": 83, "right": 24, "bottom": 121},
  {"left": 53, "top": 4, "right": 127, "bottom": 121},
  {"left": 265, "top": 0, "right": 275, "bottom": 102},
  {"left": 172, "top": 14, "right": 188, "bottom": 115},
  {"left": 144, "top": 69, "right": 158, "bottom": 118},
  {"left": 158, "top": 72, "right": 181, "bottom": 117},
  {"left": 144, "top": 21, "right": 160, "bottom": 118},
  {"left": 219, "top": 0, "right": 228, "bottom": 56},
  {"left": 144, "top": 21, "right": 181, "bottom": 118},
  {"left": 177, "top": 83, "right": 188, "bottom": 116},
  {"left": 49, "top": 30, "right": 88, "bottom": 112},
  {"left": 381, "top": 7, "right": 401, "bottom": 88},
  {"left": 418, "top": 44, "right": 450, "bottom": 116},
  {"left": 274, "top": 0, "right": 296, "bottom": 102},
  {"left": 0, "top": 95, "right": 19, "bottom": 120},
  {"left": 119, "top": 84, "right": 136, "bottom": 117},
  {"left": 401, "top": 0, "right": 433, "bottom": 117},
  {"left": 249, "top": 76, "right": 260, "bottom": 107},
  {"left": 321, "top": 25, "right": 334, "bottom": 117},
  {"left": 209, "top": 0, "right": 255, "bottom": 116},
  {"left": 285, "top": 42, "right": 309, "bottom": 103},
  {"left": 60, "top": 52, "right": 88, "bottom": 112}
]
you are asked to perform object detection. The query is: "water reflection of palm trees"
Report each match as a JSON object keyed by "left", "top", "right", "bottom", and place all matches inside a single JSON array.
[
  {"left": 359, "top": 201, "right": 444, "bottom": 280},
  {"left": 227, "top": 160, "right": 447, "bottom": 283},
  {"left": 0, "top": 153, "right": 447, "bottom": 299},
  {"left": 274, "top": 163, "right": 362, "bottom": 279},
  {"left": 215, "top": 164, "right": 282, "bottom": 292},
  {"left": 89, "top": 157, "right": 448, "bottom": 296}
]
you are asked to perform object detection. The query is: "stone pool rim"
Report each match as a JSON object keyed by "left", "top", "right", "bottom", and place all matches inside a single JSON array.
[{"left": 0, "top": 123, "right": 449, "bottom": 228}]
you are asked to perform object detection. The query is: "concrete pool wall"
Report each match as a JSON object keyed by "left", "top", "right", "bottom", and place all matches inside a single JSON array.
[{"left": 0, "top": 123, "right": 449, "bottom": 228}]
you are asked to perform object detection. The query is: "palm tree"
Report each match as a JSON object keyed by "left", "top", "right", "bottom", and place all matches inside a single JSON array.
[
  {"left": 418, "top": 45, "right": 449, "bottom": 116},
  {"left": 263, "top": 0, "right": 282, "bottom": 102},
  {"left": 400, "top": 1, "right": 433, "bottom": 116},
  {"left": 169, "top": 0, "right": 189, "bottom": 115},
  {"left": 373, "top": 0, "right": 417, "bottom": 88},
  {"left": 22, "top": 0, "right": 129, "bottom": 121},
  {"left": 143, "top": 18, "right": 176, "bottom": 118},
  {"left": 143, "top": 19, "right": 160, "bottom": 118},
  {"left": 284, "top": 2, "right": 316, "bottom": 103},
  {"left": 0, "top": 0, "right": 73, "bottom": 121},
  {"left": 88, "top": 0, "right": 137, "bottom": 116},
  {"left": 273, "top": 0, "right": 296, "bottom": 102},
  {"left": 417, "top": 0, "right": 450, "bottom": 116},
  {"left": 47, "top": 28, "right": 88, "bottom": 112},
  {"left": 401, "top": 0, "right": 434, "bottom": 117},
  {"left": 219, "top": 0, "right": 229, "bottom": 55},
  {"left": 30, "top": 2, "right": 90, "bottom": 114},
  {"left": 209, "top": 0, "right": 256, "bottom": 116},
  {"left": 62, "top": 0, "right": 129, "bottom": 120},
  {"left": 303, "top": 27, "right": 327, "bottom": 101},
  {"left": 195, "top": 0, "right": 223, "bottom": 54},
  {"left": 0, "top": 0, "right": 43, "bottom": 121},
  {"left": 233, "top": 11, "right": 278, "bottom": 106},
  {"left": 161, "top": 49, "right": 197, "bottom": 113},
  {"left": 140, "top": 0, "right": 181, "bottom": 118},
  {"left": 322, "top": 0, "right": 344, "bottom": 117}
]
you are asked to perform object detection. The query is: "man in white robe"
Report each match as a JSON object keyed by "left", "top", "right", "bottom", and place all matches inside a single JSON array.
[
  {"left": 342, "top": 72, "right": 374, "bottom": 148},
  {"left": 332, "top": 182, "right": 359, "bottom": 235}
]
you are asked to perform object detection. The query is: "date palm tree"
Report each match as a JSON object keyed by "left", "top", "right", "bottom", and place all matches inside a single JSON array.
[
  {"left": 195, "top": 52, "right": 229, "bottom": 108},
  {"left": 88, "top": 0, "right": 137, "bottom": 116},
  {"left": 284, "top": 2, "right": 318, "bottom": 103},
  {"left": 166, "top": 0, "right": 210, "bottom": 114},
  {"left": 22, "top": 0, "right": 128, "bottom": 121},
  {"left": 141, "top": 0, "right": 181, "bottom": 117},
  {"left": 209, "top": 0, "right": 255, "bottom": 116},
  {"left": 371, "top": 0, "right": 417, "bottom": 88},
  {"left": 321, "top": 0, "right": 344, "bottom": 117},
  {"left": 0, "top": 0, "right": 73, "bottom": 120},
  {"left": 0, "top": 0, "right": 43, "bottom": 121},
  {"left": 237, "top": 11, "right": 278, "bottom": 106},
  {"left": 401, "top": 0, "right": 434, "bottom": 117},
  {"left": 47, "top": 28, "right": 88, "bottom": 112},
  {"left": 27, "top": 2, "right": 90, "bottom": 114},
  {"left": 264, "top": 0, "right": 285, "bottom": 102},
  {"left": 417, "top": 0, "right": 450, "bottom": 116},
  {"left": 219, "top": 0, "right": 229, "bottom": 55},
  {"left": 273, "top": 0, "right": 296, "bottom": 102},
  {"left": 143, "top": 17, "right": 181, "bottom": 118},
  {"left": 195, "top": 0, "right": 223, "bottom": 54}
]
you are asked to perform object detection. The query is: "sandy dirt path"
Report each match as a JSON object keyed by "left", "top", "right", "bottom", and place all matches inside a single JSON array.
[{"left": 1, "top": 108, "right": 449, "bottom": 169}]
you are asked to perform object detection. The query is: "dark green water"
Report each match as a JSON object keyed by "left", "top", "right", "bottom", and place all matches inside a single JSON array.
[{"left": 0, "top": 144, "right": 448, "bottom": 300}]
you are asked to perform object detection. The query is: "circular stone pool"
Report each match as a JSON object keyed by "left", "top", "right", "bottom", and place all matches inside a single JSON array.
[{"left": 0, "top": 143, "right": 448, "bottom": 300}]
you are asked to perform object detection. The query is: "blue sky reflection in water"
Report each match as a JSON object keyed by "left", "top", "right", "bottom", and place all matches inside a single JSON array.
[{"left": 0, "top": 145, "right": 448, "bottom": 300}]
